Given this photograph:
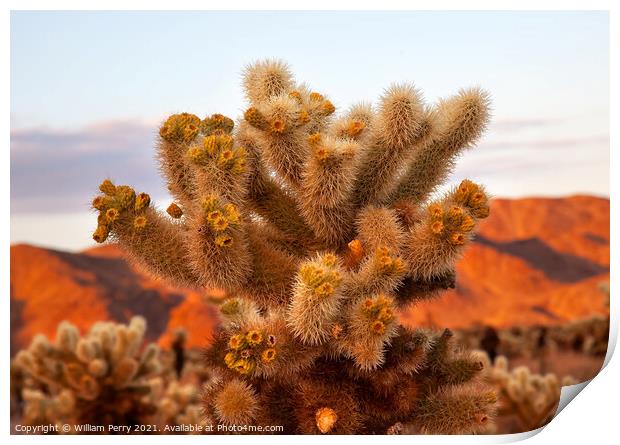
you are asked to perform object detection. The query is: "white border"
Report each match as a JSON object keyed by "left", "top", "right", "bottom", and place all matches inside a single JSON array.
[{"left": 3, "top": 2, "right": 616, "bottom": 444}]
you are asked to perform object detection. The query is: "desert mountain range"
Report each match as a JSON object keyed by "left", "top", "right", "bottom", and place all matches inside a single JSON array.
[{"left": 10, "top": 196, "right": 609, "bottom": 354}]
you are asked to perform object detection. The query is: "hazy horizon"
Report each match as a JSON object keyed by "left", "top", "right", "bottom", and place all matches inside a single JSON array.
[{"left": 11, "top": 11, "right": 609, "bottom": 251}]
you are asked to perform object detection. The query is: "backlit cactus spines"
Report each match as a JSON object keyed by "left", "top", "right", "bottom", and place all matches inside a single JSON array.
[
  {"left": 388, "top": 88, "right": 491, "bottom": 206},
  {"left": 91, "top": 59, "right": 496, "bottom": 434}
]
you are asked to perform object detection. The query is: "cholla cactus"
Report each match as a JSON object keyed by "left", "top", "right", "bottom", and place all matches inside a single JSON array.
[
  {"left": 549, "top": 315, "right": 609, "bottom": 356},
  {"left": 484, "top": 354, "right": 576, "bottom": 432},
  {"left": 149, "top": 379, "right": 206, "bottom": 434},
  {"left": 14, "top": 317, "right": 162, "bottom": 429},
  {"left": 91, "top": 60, "right": 495, "bottom": 434},
  {"left": 20, "top": 388, "right": 76, "bottom": 432}
]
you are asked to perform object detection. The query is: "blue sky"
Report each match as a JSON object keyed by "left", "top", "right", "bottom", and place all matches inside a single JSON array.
[{"left": 10, "top": 11, "right": 609, "bottom": 250}]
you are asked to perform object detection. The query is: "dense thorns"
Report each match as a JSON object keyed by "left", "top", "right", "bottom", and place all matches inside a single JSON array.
[{"left": 91, "top": 59, "right": 495, "bottom": 434}]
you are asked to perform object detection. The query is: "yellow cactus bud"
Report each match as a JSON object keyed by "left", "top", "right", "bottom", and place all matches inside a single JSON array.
[
  {"left": 99, "top": 179, "right": 116, "bottom": 195},
  {"left": 116, "top": 185, "right": 136, "bottom": 209},
  {"left": 428, "top": 203, "right": 443, "bottom": 219},
  {"left": 315, "top": 282, "right": 334, "bottom": 298},
  {"left": 92, "top": 196, "right": 106, "bottom": 210},
  {"left": 298, "top": 110, "right": 310, "bottom": 124},
  {"left": 321, "top": 100, "right": 336, "bottom": 115},
  {"left": 370, "top": 320, "right": 386, "bottom": 335},
  {"left": 246, "top": 331, "right": 263, "bottom": 346},
  {"left": 232, "top": 157, "right": 247, "bottom": 174},
  {"left": 159, "top": 113, "right": 201, "bottom": 143},
  {"left": 288, "top": 90, "right": 302, "bottom": 101},
  {"left": 430, "top": 220, "right": 444, "bottom": 235},
  {"left": 218, "top": 149, "right": 235, "bottom": 167},
  {"left": 315, "top": 146, "right": 331, "bottom": 162},
  {"left": 207, "top": 210, "right": 222, "bottom": 221},
  {"left": 322, "top": 253, "right": 338, "bottom": 267},
  {"left": 92, "top": 225, "right": 109, "bottom": 243},
  {"left": 315, "top": 407, "right": 338, "bottom": 434},
  {"left": 378, "top": 307, "right": 394, "bottom": 323},
  {"left": 261, "top": 348, "right": 276, "bottom": 363},
  {"left": 224, "top": 352, "right": 236, "bottom": 367},
  {"left": 134, "top": 192, "right": 151, "bottom": 210},
  {"left": 133, "top": 215, "right": 147, "bottom": 229},
  {"left": 223, "top": 204, "right": 240, "bottom": 224},
  {"left": 229, "top": 334, "right": 245, "bottom": 350},
  {"left": 362, "top": 298, "right": 375, "bottom": 311},
  {"left": 233, "top": 358, "right": 255, "bottom": 375},
  {"left": 105, "top": 208, "right": 119, "bottom": 223},
  {"left": 270, "top": 119, "right": 286, "bottom": 134},
  {"left": 220, "top": 299, "right": 240, "bottom": 315},
  {"left": 166, "top": 203, "right": 183, "bottom": 219},
  {"left": 244, "top": 107, "right": 268, "bottom": 130},
  {"left": 309, "top": 92, "right": 324, "bottom": 102},
  {"left": 202, "top": 113, "right": 234, "bottom": 135},
  {"left": 212, "top": 216, "right": 229, "bottom": 231},
  {"left": 459, "top": 215, "right": 475, "bottom": 232},
  {"left": 345, "top": 120, "right": 365, "bottom": 137},
  {"left": 215, "top": 234, "right": 234, "bottom": 248},
  {"left": 187, "top": 146, "right": 204, "bottom": 163},
  {"left": 449, "top": 232, "right": 466, "bottom": 245},
  {"left": 472, "top": 205, "right": 490, "bottom": 219},
  {"left": 308, "top": 133, "right": 322, "bottom": 147},
  {"left": 447, "top": 206, "right": 464, "bottom": 222}
]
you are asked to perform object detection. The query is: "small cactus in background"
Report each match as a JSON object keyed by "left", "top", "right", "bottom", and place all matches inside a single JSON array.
[
  {"left": 481, "top": 353, "right": 576, "bottom": 432},
  {"left": 91, "top": 60, "right": 496, "bottom": 434},
  {"left": 149, "top": 379, "right": 207, "bottom": 434},
  {"left": 14, "top": 317, "right": 162, "bottom": 430}
]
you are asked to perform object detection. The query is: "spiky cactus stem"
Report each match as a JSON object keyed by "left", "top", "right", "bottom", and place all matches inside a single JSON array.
[{"left": 91, "top": 59, "right": 495, "bottom": 434}]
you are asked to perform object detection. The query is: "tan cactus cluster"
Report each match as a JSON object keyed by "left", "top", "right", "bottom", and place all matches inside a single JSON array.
[
  {"left": 14, "top": 317, "right": 162, "bottom": 430},
  {"left": 90, "top": 59, "right": 496, "bottom": 434},
  {"left": 548, "top": 315, "right": 609, "bottom": 356},
  {"left": 149, "top": 380, "right": 206, "bottom": 434},
  {"left": 483, "top": 354, "right": 576, "bottom": 432}
]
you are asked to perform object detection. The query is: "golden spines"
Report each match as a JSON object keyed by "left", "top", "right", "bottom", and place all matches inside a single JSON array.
[
  {"left": 243, "top": 59, "right": 294, "bottom": 104},
  {"left": 344, "top": 245, "right": 407, "bottom": 303},
  {"left": 159, "top": 113, "right": 201, "bottom": 144},
  {"left": 340, "top": 293, "right": 398, "bottom": 370},
  {"left": 201, "top": 113, "right": 234, "bottom": 135},
  {"left": 198, "top": 195, "right": 241, "bottom": 249},
  {"left": 288, "top": 253, "right": 345, "bottom": 345},
  {"left": 387, "top": 88, "right": 490, "bottom": 206},
  {"left": 187, "top": 133, "right": 247, "bottom": 175}
]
